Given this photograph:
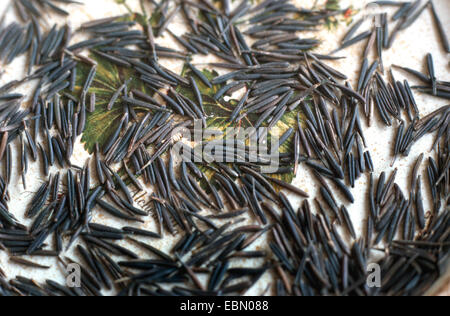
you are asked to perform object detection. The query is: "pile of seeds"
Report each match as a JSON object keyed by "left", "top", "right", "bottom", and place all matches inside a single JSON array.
[{"left": 0, "top": 0, "right": 449, "bottom": 296}]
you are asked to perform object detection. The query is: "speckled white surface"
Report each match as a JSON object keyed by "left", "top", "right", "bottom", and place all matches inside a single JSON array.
[{"left": 0, "top": 0, "right": 448, "bottom": 296}]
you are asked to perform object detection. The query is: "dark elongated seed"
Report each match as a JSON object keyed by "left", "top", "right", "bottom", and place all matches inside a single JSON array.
[{"left": 430, "top": 1, "right": 449, "bottom": 53}]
